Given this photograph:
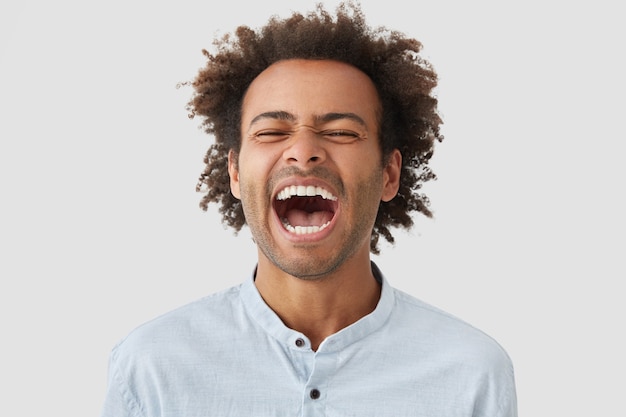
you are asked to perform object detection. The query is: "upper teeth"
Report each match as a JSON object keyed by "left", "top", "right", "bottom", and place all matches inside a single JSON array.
[{"left": 276, "top": 185, "right": 337, "bottom": 201}]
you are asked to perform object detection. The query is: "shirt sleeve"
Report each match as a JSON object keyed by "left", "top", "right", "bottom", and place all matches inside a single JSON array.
[
  {"left": 488, "top": 358, "right": 518, "bottom": 417},
  {"left": 497, "top": 358, "right": 518, "bottom": 417},
  {"left": 470, "top": 346, "right": 518, "bottom": 417},
  {"left": 99, "top": 350, "right": 140, "bottom": 417}
]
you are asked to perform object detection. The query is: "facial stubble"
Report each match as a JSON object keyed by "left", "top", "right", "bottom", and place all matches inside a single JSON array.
[{"left": 239, "top": 165, "right": 384, "bottom": 281}]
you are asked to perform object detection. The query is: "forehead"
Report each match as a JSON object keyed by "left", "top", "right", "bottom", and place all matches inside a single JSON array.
[{"left": 242, "top": 59, "right": 381, "bottom": 127}]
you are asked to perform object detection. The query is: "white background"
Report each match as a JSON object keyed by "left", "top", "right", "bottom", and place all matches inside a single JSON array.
[{"left": 1, "top": 0, "right": 624, "bottom": 415}]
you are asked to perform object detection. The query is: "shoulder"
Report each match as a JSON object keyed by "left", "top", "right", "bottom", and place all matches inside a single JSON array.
[
  {"left": 389, "top": 287, "right": 514, "bottom": 370},
  {"left": 109, "top": 284, "right": 244, "bottom": 365},
  {"left": 386, "top": 286, "right": 517, "bottom": 411}
]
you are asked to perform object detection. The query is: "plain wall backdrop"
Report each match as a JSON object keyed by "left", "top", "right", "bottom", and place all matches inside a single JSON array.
[{"left": 1, "top": 0, "right": 624, "bottom": 415}]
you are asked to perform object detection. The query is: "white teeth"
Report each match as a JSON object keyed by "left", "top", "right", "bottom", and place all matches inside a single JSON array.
[
  {"left": 281, "top": 219, "right": 331, "bottom": 234},
  {"left": 276, "top": 185, "right": 337, "bottom": 201}
]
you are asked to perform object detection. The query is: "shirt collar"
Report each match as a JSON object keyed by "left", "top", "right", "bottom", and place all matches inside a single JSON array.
[{"left": 239, "top": 261, "right": 395, "bottom": 353}]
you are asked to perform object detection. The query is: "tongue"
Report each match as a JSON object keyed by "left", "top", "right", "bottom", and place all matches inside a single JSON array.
[{"left": 285, "top": 209, "right": 333, "bottom": 227}]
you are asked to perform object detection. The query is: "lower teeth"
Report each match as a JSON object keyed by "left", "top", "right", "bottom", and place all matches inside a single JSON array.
[{"left": 281, "top": 218, "right": 330, "bottom": 235}]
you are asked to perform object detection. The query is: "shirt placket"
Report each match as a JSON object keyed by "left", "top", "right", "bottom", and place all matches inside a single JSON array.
[{"left": 301, "top": 350, "right": 336, "bottom": 417}]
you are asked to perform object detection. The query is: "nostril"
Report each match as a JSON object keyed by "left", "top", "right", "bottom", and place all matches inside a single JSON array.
[{"left": 283, "top": 143, "right": 325, "bottom": 164}]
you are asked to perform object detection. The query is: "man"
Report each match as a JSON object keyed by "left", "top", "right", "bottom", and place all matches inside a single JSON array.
[{"left": 100, "top": 2, "right": 517, "bottom": 416}]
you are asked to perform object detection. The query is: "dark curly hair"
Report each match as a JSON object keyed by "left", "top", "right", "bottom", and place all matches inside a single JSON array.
[{"left": 185, "top": 1, "right": 443, "bottom": 254}]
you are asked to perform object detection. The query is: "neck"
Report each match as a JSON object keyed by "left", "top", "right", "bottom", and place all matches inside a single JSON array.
[{"left": 254, "top": 251, "right": 381, "bottom": 351}]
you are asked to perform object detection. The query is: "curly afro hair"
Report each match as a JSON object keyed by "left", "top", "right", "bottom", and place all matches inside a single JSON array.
[{"left": 185, "top": 1, "right": 443, "bottom": 254}]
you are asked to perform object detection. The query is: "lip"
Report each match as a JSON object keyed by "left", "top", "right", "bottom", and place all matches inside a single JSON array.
[{"left": 271, "top": 177, "right": 340, "bottom": 243}]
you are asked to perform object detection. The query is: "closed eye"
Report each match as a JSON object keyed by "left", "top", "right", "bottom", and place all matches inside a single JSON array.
[
  {"left": 321, "top": 130, "right": 362, "bottom": 143},
  {"left": 253, "top": 130, "right": 291, "bottom": 142}
]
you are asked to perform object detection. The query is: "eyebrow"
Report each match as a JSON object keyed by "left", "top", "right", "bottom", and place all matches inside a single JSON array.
[
  {"left": 248, "top": 111, "right": 295, "bottom": 127},
  {"left": 247, "top": 111, "right": 367, "bottom": 129},
  {"left": 315, "top": 112, "right": 367, "bottom": 127}
]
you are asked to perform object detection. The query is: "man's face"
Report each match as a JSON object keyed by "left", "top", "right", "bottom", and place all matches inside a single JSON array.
[{"left": 229, "top": 59, "right": 400, "bottom": 279}]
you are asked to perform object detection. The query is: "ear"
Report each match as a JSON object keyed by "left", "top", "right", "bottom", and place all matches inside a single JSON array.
[
  {"left": 228, "top": 149, "right": 241, "bottom": 199},
  {"left": 381, "top": 149, "right": 401, "bottom": 202}
]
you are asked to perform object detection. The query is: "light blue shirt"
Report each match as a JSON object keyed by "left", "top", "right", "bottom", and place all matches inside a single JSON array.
[{"left": 100, "top": 263, "right": 517, "bottom": 416}]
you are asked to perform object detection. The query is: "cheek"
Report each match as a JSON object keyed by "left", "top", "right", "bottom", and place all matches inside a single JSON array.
[
  {"left": 236, "top": 160, "right": 272, "bottom": 208},
  {"left": 238, "top": 147, "right": 282, "bottom": 185},
  {"left": 350, "top": 162, "right": 385, "bottom": 203},
  {"left": 237, "top": 179, "right": 264, "bottom": 227}
]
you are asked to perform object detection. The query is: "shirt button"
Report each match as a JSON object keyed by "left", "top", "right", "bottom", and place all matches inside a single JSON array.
[
  {"left": 295, "top": 338, "right": 305, "bottom": 347},
  {"left": 310, "top": 388, "right": 321, "bottom": 400}
]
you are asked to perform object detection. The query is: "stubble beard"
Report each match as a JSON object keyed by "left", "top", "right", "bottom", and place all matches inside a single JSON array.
[{"left": 241, "top": 166, "right": 383, "bottom": 281}]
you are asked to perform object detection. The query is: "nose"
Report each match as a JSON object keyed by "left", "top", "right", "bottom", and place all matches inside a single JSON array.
[{"left": 282, "top": 127, "right": 326, "bottom": 167}]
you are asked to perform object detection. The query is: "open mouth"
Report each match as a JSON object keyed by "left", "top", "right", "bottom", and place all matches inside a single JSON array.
[{"left": 274, "top": 185, "right": 338, "bottom": 235}]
